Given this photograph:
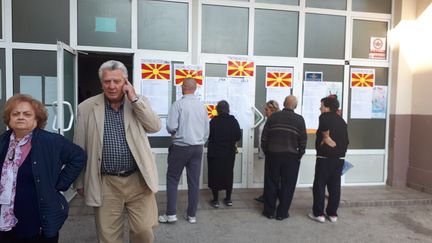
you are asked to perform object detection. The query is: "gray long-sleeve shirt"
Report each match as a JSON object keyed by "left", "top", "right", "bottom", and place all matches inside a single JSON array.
[{"left": 166, "top": 94, "right": 209, "bottom": 146}]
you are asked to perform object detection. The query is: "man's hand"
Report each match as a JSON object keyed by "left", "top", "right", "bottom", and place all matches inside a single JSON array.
[
  {"left": 321, "top": 130, "right": 336, "bottom": 148},
  {"left": 122, "top": 79, "right": 138, "bottom": 102},
  {"left": 76, "top": 188, "right": 84, "bottom": 196}
]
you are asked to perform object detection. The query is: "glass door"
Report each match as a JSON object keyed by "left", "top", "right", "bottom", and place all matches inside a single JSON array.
[
  {"left": 55, "top": 41, "right": 78, "bottom": 201},
  {"left": 248, "top": 60, "right": 301, "bottom": 188},
  {"left": 54, "top": 42, "right": 77, "bottom": 140}
]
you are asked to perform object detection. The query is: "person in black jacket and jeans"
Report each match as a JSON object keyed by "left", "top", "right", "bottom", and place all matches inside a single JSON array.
[
  {"left": 309, "top": 95, "right": 349, "bottom": 223},
  {"left": 261, "top": 95, "right": 307, "bottom": 220}
]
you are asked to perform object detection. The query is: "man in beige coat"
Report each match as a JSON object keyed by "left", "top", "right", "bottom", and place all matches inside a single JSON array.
[{"left": 73, "top": 60, "right": 161, "bottom": 243}]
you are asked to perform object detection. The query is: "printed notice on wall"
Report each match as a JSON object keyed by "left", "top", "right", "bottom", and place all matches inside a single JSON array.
[
  {"left": 350, "top": 85, "right": 388, "bottom": 119},
  {"left": 302, "top": 81, "right": 342, "bottom": 133}
]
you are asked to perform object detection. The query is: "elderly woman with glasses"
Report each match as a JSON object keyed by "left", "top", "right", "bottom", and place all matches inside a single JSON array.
[{"left": 0, "top": 94, "right": 86, "bottom": 243}]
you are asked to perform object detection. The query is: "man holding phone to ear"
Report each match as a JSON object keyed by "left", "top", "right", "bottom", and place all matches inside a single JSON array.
[{"left": 73, "top": 60, "right": 161, "bottom": 243}]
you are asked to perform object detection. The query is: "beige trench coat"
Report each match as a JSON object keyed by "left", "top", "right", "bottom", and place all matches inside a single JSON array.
[{"left": 73, "top": 94, "right": 161, "bottom": 207}]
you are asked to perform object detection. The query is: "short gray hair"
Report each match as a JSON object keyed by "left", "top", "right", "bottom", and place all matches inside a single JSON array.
[{"left": 98, "top": 60, "right": 128, "bottom": 81}]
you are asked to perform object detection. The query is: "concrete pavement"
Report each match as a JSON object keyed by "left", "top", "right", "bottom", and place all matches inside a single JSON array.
[{"left": 61, "top": 186, "right": 432, "bottom": 243}]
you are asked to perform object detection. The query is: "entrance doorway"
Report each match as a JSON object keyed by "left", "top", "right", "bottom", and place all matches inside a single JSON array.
[{"left": 78, "top": 52, "right": 133, "bottom": 103}]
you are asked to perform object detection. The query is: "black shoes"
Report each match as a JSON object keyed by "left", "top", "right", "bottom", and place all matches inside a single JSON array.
[
  {"left": 210, "top": 200, "right": 220, "bottom": 208},
  {"left": 223, "top": 199, "right": 233, "bottom": 206},
  {"left": 262, "top": 212, "right": 274, "bottom": 219},
  {"left": 255, "top": 195, "right": 264, "bottom": 203}
]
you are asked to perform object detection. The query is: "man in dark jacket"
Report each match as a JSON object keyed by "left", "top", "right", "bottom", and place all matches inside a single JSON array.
[
  {"left": 309, "top": 95, "right": 349, "bottom": 223},
  {"left": 261, "top": 95, "right": 307, "bottom": 220}
]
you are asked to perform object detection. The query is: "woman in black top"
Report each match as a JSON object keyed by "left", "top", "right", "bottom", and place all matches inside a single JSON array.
[{"left": 207, "top": 100, "right": 241, "bottom": 208}]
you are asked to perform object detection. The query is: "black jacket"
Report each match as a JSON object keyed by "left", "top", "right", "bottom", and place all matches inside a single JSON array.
[
  {"left": 207, "top": 114, "right": 241, "bottom": 158},
  {"left": 261, "top": 108, "right": 307, "bottom": 158},
  {"left": 315, "top": 112, "right": 349, "bottom": 158}
]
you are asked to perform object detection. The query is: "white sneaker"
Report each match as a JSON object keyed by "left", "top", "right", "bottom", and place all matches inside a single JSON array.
[
  {"left": 158, "top": 214, "right": 177, "bottom": 223},
  {"left": 308, "top": 213, "right": 325, "bottom": 223},
  {"left": 184, "top": 214, "right": 197, "bottom": 224},
  {"left": 328, "top": 215, "right": 338, "bottom": 223}
]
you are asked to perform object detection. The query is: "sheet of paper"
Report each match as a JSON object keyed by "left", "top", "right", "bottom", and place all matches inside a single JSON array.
[
  {"left": 350, "top": 87, "right": 373, "bottom": 119},
  {"left": 141, "top": 80, "right": 170, "bottom": 115}
]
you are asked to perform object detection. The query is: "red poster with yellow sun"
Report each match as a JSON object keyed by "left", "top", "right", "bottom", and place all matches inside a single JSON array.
[
  {"left": 141, "top": 61, "right": 171, "bottom": 80},
  {"left": 351, "top": 68, "right": 375, "bottom": 87},
  {"left": 174, "top": 64, "right": 203, "bottom": 86},
  {"left": 206, "top": 104, "right": 218, "bottom": 119},
  {"left": 227, "top": 59, "right": 254, "bottom": 77},
  {"left": 266, "top": 67, "right": 293, "bottom": 88}
]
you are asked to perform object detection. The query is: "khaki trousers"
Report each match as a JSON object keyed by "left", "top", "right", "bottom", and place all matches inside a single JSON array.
[{"left": 94, "top": 172, "right": 158, "bottom": 243}]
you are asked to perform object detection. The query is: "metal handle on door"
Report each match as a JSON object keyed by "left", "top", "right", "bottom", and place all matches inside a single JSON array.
[
  {"left": 63, "top": 101, "right": 74, "bottom": 131},
  {"left": 251, "top": 106, "right": 264, "bottom": 129},
  {"left": 50, "top": 101, "right": 74, "bottom": 132}
]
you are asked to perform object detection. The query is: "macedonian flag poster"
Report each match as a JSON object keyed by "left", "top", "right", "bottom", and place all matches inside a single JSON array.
[
  {"left": 265, "top": 67, "right": 293, "bottom": 88},
  {"left": 351, "top": 68, "right": 375, "bottom": 88},
  {"left": 174, "top": 64, "right": 203, "bottom": 86},
  {"left": 206, "top": 104, "right": 218, "bottom": 119},
  {"left": 141, "top": 60, "right": 171, "bottom": 80},
  {"left": 227, "top": 58, "right": 254, "bottom": 77}
]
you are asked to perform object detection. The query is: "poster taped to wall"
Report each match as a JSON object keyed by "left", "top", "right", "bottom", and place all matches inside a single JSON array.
[
  {"left": 302, "top": 81, "right": 342, "bottom": 133},
  {"left": 351, "top": 68, "right": 375, "bottom": 87},
  {"left": 350, "top": 85, "right": 388, "bottom": 119},
  {"left": 174, "top": 64, "right": 203, "bottom": 86},
  {"left": 204, "top": 77, "right": 254, "bottom": 128},
  {"left": 227, "top": 56, "right": 254, "bottom": 77},
  {"left": 265, "top": 67, "right": 293, "bottom": 88},
  {"left": 140, "top": 59, "right": 171, "bottom": 115}
]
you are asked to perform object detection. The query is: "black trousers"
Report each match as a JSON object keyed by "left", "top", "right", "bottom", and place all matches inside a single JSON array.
[
  {"left": 263, "top": 152, "right": 300, "bottom": 219},
  {"left": 312, "top": 157, "right": 344, "bottom": 217},
  {"left": 0, "top": 229, "right": 58, "bottom": 243}
]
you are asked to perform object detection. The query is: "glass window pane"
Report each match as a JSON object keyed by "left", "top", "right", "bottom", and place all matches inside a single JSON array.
[
  {"left": 306, "top": 0, "right": 347, "bottom": 10},
  {"left": 254, "top": 9, "right": 298, "bottom": 57},
  {"left": 13, "top": 50, "right": 57, "bottom": 132},
  {"left": 205, "top": 63, "right": 227, "bottom": 77},
  {"left": 202, "top": 5, "right": 249, "bottom": 55},
  {"left": 78, "top": 0, "right": 131, "bottom": 48},
  {"left": 348, "top": 66, "right": 387, "bottom": 149},
  {"left": 12, "top": 0, "right": 69, "bottom": 44},
  {"left": 352, "top": 20, "right": 388, "bottom": 59},
  {"left": 304, "top": 14, "right": 346, "bottom": 59},
  {"left": 138, "top": 0, "right": 188, "bottom": 51},
  {"left": 0, "top": 49, "right": 5, "bottom": 133},
  {"left": 0, "top": 2, "right": 3, "bottom": 39},
  {"left": 256, "top": 0, "right": 299, "bottom": 5},
  {"left": 303, "top": 64, "right": 344, "bottom": 149},
  {"left": 352, "top": 0, "right": 392, "bottom": 14}
]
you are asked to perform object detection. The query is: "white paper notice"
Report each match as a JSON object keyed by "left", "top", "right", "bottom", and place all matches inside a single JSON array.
[
  {"left": 302, "top": 81, "right": 342, "bottom": 131},
  {"left": 266, "top": 87, "right": 290, "bottom": 108},
  {"left": 148, "top": 117, "right": 170, "bottom": 137},
  {"left": 372, "top": 85, "right": 388, "bottom": 119},
  {"left": 205, "top": 77, "right": 229, "bottom": 102},
  {"left": 350, "top": 87, "right": 373, "bottom": 119},
  {"left": 141, "top": 80, "right": 169, "bottom": 115},
  {"left": 228, "top": 77, "right": 254, "bottom": 129}
]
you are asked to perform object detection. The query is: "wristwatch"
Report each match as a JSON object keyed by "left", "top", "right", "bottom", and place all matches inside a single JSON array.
[{"left": 131, "top": 96, "right": 139, "bottom": 103}]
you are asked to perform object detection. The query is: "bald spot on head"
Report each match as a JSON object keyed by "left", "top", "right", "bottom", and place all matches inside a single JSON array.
[
  {"left": 182, "top": 78, "right": 197, "bottom": 94},
  {"left": 284, "top": 95, "right": 298, "bottom": 110}
]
